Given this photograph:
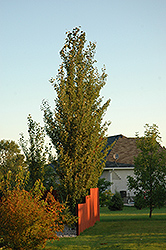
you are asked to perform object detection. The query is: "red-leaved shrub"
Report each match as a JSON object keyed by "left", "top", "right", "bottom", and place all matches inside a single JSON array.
[{"left": 0, "top": 187, "right": 66, "bottom": 250}]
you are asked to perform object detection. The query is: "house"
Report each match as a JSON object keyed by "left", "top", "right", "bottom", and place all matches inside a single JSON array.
[{"left": 101, "top": 135, "right": 139, "bottom": 200}]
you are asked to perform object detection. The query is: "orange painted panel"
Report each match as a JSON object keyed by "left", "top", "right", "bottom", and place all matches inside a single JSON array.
[{"left": 77, "top": 188, "right": 100, "bottom": 235}]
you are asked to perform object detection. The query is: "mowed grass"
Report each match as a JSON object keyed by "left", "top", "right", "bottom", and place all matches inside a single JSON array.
[{"left": 45, "top": 206, "right": 166, "bottom": 250}]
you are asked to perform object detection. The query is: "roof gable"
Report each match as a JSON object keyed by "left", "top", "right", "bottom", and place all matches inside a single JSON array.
[{"left": 106, "top": 135, "right": 139, "bottom": 165}]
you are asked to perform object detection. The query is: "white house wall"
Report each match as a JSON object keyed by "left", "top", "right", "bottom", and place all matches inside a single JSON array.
[
  {"left": 101, "top": 168, "right": 135, "bottom": 196},
  {"left": 101, "top": 170, "right": 112, "bottom": 185}
]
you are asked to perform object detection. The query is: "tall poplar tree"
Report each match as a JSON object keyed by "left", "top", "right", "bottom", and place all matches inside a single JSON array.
[{"left": 42, "top": 27, "right": 111, "bottom": 214}]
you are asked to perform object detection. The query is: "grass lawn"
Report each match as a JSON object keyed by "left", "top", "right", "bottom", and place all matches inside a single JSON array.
[{"left": 45, "top": 206, "right": 166, "bottom": 250}]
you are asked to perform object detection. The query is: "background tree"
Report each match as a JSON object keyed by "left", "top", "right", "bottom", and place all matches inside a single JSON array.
[
  {"left": 0, "top": 140, "right": 25, "bottom": 192},
  {"left": 127, "top": 124, "right": 166, "bottom": 218},
  {"left": 42, "top": 27, "right": 111, "bottom": 214},
  {"left": 19, "top": 115, "right": 48, "bottom": 188},
  {"left": 43, "top": 161, "right": 58, "bottom": 190}
]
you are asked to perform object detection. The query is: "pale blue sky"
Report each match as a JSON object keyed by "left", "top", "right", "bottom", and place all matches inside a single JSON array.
[{"left": 0, "top": 0, "right": 166, "bottom": 146}]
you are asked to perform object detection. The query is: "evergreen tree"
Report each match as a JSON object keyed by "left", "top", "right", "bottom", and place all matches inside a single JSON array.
[
  {"left": 127, "top": 124, "right": 166, "bottom": 218},
  {"left": 42, "top": 27, "right": 111, "bottom": 214}
]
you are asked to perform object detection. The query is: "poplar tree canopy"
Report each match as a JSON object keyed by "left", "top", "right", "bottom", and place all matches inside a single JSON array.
[{"left": 42, "top": 27, "right": 111, "bottom": 214}]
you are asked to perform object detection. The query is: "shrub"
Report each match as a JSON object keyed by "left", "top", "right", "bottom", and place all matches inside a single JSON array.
[
  {"left": 97, "top": 178, "right": 112, "bottom": 207},
  {"left": 0, "top": 186, "right": 75, "bottom": 250},
  {"left": 108, "top": 192, "right": 123, "bottom": 211},
  {"left": 134, "top": 193, "right": 146, "bottom": 210},
  {"left": 99, "top": 190, "right": 113, "bottom": 207}
]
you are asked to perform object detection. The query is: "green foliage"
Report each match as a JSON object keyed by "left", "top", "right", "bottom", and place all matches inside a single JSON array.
[
  {"left": 19, "top": 115, "right": 49, "bottom": 189},
  {"left": 108, "top": 192, "right": 123, "bottom": 211},
  {"left": 43, "top": 163, "right": 58, "bottom": 190},
  {"left": 127, "top": 124, "right": 166, "bottom": 218},
  {"left": 97, "top": 178, "right": 112, "bottom": 206},
  {"left": 0, "top": 140, "right": 26, "bottom": 193},
  {"left": 42, "top": 27, "right": 111, "bottom": 214},
  {"left": 0, "top": 167, "right": 30, "bottom": 199},
  {"left": 98, "top": 177, "right": 112, "bottom": 193},
  {"left": 134, "top": 192, "right": 146, "bottom": 210},
  {"left": 99, "top": 189, "right": 113, "bottom": 207}
]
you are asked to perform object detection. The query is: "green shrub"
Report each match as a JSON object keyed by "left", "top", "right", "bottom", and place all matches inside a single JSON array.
[
  {"left": 134, "top": 193, "right": 146, "bottom": 210},
  {"left": 99, "top": 189, "right": 113, "bottom": 207},
  {"left": 97, "top": 178, "right": 112, "bottom": 207},
  {"left": 108, "top": 192, "right": 123, "bottom": 211}
]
